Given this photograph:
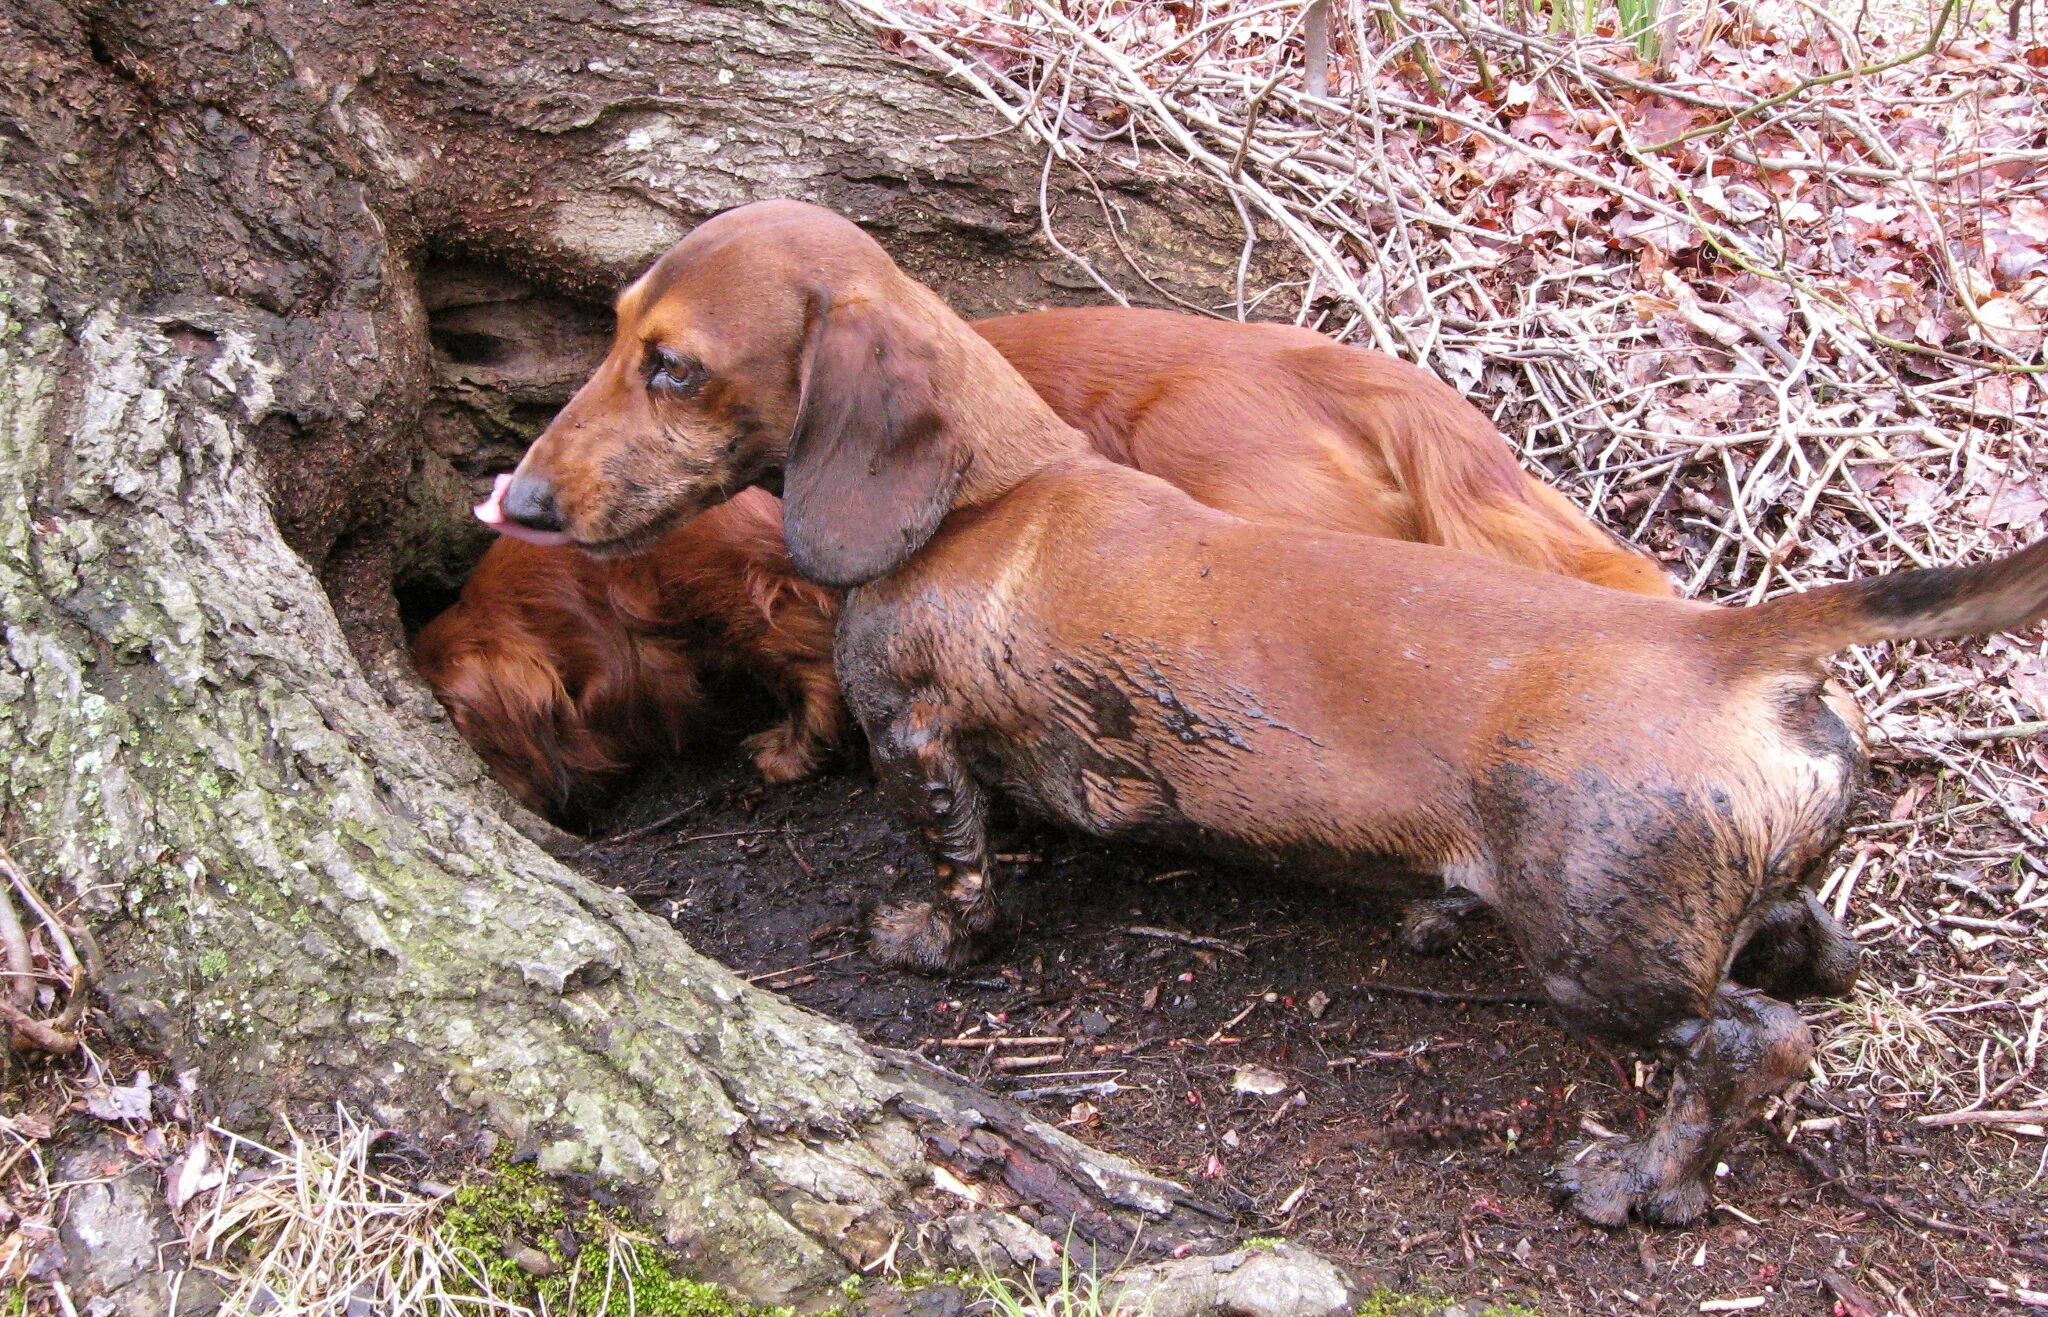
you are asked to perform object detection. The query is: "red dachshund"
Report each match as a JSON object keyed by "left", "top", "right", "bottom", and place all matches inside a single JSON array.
[
  {"left": 484, "top": 200, "right": 2047, "bottom": 1227},
  {"left": 424, "top": 301, "right": 1669, "bottom": 822},
  {"left": 413, "top": 488, "right": 839, "bottom": 820}
]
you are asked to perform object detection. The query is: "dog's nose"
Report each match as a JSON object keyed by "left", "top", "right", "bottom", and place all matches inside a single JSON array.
[{"left": 501, "top": 473, "right": 564, "bottom": 533}]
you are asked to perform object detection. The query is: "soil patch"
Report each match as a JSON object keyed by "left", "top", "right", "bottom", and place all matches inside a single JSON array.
[{"left": 567, "top": 730, "right": 2039, "bottom": 1317}]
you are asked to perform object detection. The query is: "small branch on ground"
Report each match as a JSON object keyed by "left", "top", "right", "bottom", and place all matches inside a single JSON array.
[
  {"left": 0, "top": 841, "right": 95, "bottom": 1058},
  {"left": 1350, "top": 981, "right": 1546, "bottom": 1008},
  {"left": 1782, "top": 1143, "right": 2002, "bottom": 1245},
  {"left": 1122, "top": 925, "right": 1248, "bottom": 956}
]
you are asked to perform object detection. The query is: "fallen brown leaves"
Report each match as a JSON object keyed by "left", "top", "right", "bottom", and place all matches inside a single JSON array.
[{"left": 849, "top": 0, "right": 2047, "bottom": 1299}]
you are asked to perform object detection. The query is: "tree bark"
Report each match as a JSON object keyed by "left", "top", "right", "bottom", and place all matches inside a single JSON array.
[{"left": 0, "top": 0, "right": 1315, "bottom": 1305}]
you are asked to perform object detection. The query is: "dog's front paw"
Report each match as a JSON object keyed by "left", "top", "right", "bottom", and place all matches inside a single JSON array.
[
  {"left": 866, "top": 899, "right": 989, "bottom": 974},
  {"left": 745, "top": 721, "right": 825, "bottom": 784},
  {"left": 1398, "top": 890, "right": 1485, "bottom": 956},
  {"left": 1546, "top": 1139, "right": 1710, "bottom": 1228},
  {"left": 1399, "top": 903, "right": 1465, "bottom": 956}
]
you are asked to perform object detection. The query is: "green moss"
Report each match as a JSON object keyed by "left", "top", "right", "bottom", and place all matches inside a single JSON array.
[
  {"left": 196, "top": 948, "right": 230, "bottom": 980},
  {"left": 564, "top": 1236, "right": 796, "bottom": 1317},
  {"left": 439, "top": 1159, "right": 572, "bottom": 1300},
  {"left": 895, "top": 1265, "right": 975, "bottom": 1292},
  {"left": 438, "top": 1160, "right": 798, "bottom": 1317},
  {"left": 1242, "top": 1235, "right": 1286, "bottom": 1251}
]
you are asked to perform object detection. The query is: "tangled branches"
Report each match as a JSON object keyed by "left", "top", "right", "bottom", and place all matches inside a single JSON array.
[{"left": 0, "top": 841, "right": 102, "bottom": 1058}]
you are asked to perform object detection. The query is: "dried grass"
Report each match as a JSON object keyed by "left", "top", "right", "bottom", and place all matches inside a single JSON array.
[
  {"left": 183, "top": 1110, "right": 513, "bottom": 1316},
  {"left": 843, "top": 0, "right": 2048, "bottom": 1132},
  {"left": 174, "top": 1110, "right": 750, "bottom": 1317}
]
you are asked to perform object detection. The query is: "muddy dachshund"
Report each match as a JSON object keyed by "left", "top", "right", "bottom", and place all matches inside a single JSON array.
[
  {"left": 481, "top": 200, "right": 2047, "bottom": 1226},
  {"left": 436, "top": 303, "right": 1670, "bottom": 822}
]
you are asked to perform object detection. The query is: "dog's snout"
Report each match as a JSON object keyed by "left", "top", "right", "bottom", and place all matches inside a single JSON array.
[{"left": 502, "top": 473, "right": 564, "bottom": 533}]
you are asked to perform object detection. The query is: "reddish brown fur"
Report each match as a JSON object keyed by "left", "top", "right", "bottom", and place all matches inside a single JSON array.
[
  {"left": 975, "top": 307, "right": 1670, "bottom": 594},
  {"left": 489, "top": 200, "right": 2048, "bottom": 1228},
  {"left": 424, "top": 307, "right": 1668, "bottom": 820},
  {"left": 413, "top": 488, "right": 840, "bottom": 820}
]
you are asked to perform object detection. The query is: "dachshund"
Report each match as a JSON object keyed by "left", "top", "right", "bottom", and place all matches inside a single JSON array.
[
  {"left": 971, "top": 306, "right": 1670, "bottom": 594},
  {"left": 430, "top": 304, "right": 1668, "bottom": 822},
  {"left": 482, "top": 200, "right": 2048, "bottom": 1227},
  {"left": 412, "top": 487, "right": 841, "bottom": 820}
]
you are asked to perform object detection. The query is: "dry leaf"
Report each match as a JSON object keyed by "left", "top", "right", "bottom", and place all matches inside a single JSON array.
[
  {"left": 1976, "top": 294, "right": 2045, "bottom": 353},
  {"left": 1232, "top": 1064, "right": 1289, "bottom": 1096},
  {"left": 167, "top": 1134, "right": 226, "bottom": 1211},
  {"left": 81, "top": 1071, "right": 153, "bottom": 1123}
]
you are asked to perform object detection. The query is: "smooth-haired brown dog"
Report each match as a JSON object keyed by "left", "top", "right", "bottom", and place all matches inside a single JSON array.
[
  {"left": 429, "top": 305, "right": 1668, "bottom": 822},
  {"left": 483, "top": 200, "right": 2048, "bottom": 1226},
  {"left": 413, "top": 488, "right": 840, "bottom": 820}
]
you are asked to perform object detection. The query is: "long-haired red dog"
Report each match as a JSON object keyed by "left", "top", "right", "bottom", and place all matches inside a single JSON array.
[
  {"left": 417, "top": 306, "right": 1670, "bottom": 820},
  {"left": 413, "top": 489, "right": 839, "bottom": 819}
]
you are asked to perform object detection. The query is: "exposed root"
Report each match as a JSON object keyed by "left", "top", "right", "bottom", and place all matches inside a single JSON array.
[{"left": 0, "top": 841, "right": 98, "bottom": 1058}]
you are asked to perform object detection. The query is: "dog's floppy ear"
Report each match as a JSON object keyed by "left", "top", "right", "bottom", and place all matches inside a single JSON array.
[{"left": 781, "top": 290, "right": 965, "bottom": 588}]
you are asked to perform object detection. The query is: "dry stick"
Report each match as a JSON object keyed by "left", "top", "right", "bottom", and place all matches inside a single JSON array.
[
  {"left": 0, "top": 999, "right": 79, "bottom": 1055},
  {"left": 0, "top": 847, "right": 78, "bottom": 987},
  {"left": 1122, "top": 926, "right": 1247, "bottom": 956},
  {"left": 1782, "top": 1144, "right": 2000, "bottom": 1245},
  {"left": 597, "top": 791, "right": 722, "bottom": 844},
  {"left": 0, "top": 885, "right": 33, "bottom": 1013},
  {"left": 1900, "top": 720, "right": 2048, "bottom": 746},
  {"left": 1130, "top": 0, "right": 1307, "bottom": 71},
  {"left": 1914, "top": 1108, "right": 2048, "bottom": 1129},
  {"left": 743, "top": 949, "right": 858, "bottom": 984},
  {"left": 1226, "top": 5, "right": 1316, "bottom": 180},
  {"left": 0, "top": 842, "right": 95, "bottom": 1043},
  {"left": 1302, "top": 0, "right": 1332, "bottom": 98},
  {"left": 1034, "top": 52, "right": 1130, "bottom": 306},
  {"left": 1351, "top": 981, "right": 1545, "bottom": 1008},
  {"left": 991, "top": 1053, "right": 1069, "bottom": 1072}
]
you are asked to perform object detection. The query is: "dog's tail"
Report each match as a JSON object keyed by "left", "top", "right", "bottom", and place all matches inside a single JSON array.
[
  {"left": 1320, "top": 353, "right": 1677, "bottom": 598},
  {"left": 1726, "top": 538, "right": 2048, "bottom": 666}
]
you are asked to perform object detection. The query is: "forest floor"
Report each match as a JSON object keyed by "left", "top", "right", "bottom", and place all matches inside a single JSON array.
[
  {"left": 576, "top": 706, "right": 2046, "bottom": 1317},
  {"left": 7, "top": 0, "right": 2046, "bottom": 1312}
]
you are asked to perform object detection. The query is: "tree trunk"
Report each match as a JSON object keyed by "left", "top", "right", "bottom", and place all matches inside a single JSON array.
[{"left": 0, "top": 1, "right": 1330, "bottom": 1306}]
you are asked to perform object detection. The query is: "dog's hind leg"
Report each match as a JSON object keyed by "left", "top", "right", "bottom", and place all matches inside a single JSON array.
[
  {"left": 864, "top": 699, "right": 1003, "bottom": 973},
  {"left": 1546, "top": 985, "right": 1812, "bottom": 1227}
]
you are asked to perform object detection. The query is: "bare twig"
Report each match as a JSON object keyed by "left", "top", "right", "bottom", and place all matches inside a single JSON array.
[{"left": 1122, "top": 926, "right": 1248, "bottom": 956}]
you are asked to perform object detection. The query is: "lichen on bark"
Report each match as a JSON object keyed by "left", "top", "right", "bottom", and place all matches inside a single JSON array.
[{"left": 0, "top": 0, "right": 1313, "bottom": 1304}]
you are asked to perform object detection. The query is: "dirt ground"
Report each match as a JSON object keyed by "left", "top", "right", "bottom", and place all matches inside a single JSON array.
[{"left": 558, "top": 702, "right": 2045, "bottom": 1317}]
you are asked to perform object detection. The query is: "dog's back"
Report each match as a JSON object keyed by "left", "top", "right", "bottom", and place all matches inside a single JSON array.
[
  {"left": 974, "top": 307, "right": 1671, "bottom": 594},
  {"left": 843, "top": 458, "right": 1742, "bottom": 861}
]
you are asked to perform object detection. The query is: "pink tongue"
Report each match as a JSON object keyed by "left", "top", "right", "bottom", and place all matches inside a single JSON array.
[{"left": 473, "top": 473, "right": 573, "bottom": 547}]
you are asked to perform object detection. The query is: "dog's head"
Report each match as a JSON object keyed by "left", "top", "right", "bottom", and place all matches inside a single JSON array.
[
  {"left": 481, "top": 199, "right": 975, "bottom": 588},
  {"left": 413, "top": 606, "right": 591, "bottom": 818}
]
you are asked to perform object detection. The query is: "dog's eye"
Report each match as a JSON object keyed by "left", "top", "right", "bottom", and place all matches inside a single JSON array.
[{"left": 645, "top": 347, "right": 707, "bottom": 395}]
